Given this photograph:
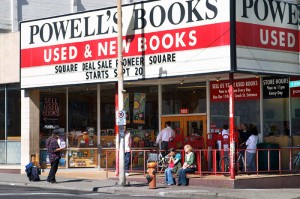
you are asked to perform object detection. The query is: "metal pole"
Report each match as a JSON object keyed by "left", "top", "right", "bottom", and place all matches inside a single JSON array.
[
  {"left": 115, "top": 84, "right": 119, "bottom": 176},
  {"left": 229, "top": 0, "right": 236, "bottom": 180},
  {"left": 229, "top": 73, "right": 235, "bottom": 179},
  {"left": 4, "top": 85, "right": 7, "bottom": 164},
  {"left": 117, "top": 0, "right": 125, "bottom": 186}
]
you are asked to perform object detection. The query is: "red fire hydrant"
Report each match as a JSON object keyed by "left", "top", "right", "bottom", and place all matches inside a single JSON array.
[{"left": 146, "top": 162, "right": 157, "bottom": 189}]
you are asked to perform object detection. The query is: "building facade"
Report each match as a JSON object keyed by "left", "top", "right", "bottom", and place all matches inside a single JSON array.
[{"left": 0, "top": 0, "right": 300, "bottom": 173}]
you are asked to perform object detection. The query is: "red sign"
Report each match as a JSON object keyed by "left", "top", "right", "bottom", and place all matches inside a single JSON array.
[
  {"left": 210, "top": 78, "right": 260, "bottom": 102},
  {"left": 291, "top": 77, "right": 300, "bottom": 98},
  {"left": 180, "top": 108, "right": 189, "bottom": 114}
]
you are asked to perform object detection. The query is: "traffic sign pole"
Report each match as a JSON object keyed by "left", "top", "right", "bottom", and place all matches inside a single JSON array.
[{"left": 117, "top": 0, "right": 125, "bottom": 186}]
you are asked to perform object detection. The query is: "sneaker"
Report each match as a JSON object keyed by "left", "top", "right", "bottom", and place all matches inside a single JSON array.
[{"left": 125, "top": 172, "right": 130, "bottom": 176}]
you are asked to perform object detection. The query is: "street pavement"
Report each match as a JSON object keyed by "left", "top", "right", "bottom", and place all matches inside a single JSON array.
[{"left": 0, "top": 170, "right": 299, "bottom": 199}]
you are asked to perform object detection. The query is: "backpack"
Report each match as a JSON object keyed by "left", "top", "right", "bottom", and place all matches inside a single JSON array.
[{"left": 25, "top": 163, "right": 40, "bottom": 182}]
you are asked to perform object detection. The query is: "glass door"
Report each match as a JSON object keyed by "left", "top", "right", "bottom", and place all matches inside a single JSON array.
[{"left": 161, "top": 115, "right": 207, "bottom": 147}]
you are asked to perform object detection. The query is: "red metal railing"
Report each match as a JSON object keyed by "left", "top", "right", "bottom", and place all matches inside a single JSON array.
[{"left": 104, "top": 147, "right": 300, "bottom": 178}]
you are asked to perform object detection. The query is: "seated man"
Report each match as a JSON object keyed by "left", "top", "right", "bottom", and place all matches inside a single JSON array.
[{"left": 164, "top": 148, "right": 182, "bottom": 185}]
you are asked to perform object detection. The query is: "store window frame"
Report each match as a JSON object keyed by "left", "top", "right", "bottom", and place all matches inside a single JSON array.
[
  {"left": 0, "top": 84, "right": 21, "bottom": 164},
  {"left": 161, "top": 82, "right": 207, "bottom": 116}
]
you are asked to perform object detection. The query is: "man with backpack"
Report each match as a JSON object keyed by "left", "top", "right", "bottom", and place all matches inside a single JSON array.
[{"left": 46, "top": 131, "right": 65, "bottom": 183}]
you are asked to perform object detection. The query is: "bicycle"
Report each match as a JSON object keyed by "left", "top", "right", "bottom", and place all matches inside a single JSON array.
[
  {"left": 147, "top": 151, "right": 170, "bottom": 173},
  {"left": 219, "top": 150, "right": 246, "bottom": 173},
  {"left": 291, "top": 145, "right": 300, "bottom": 173}
]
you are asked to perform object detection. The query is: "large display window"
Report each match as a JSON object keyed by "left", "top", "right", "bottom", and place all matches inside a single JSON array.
[
  {"left": 210, "top": 78, "right": 260, "bottom": 130},
  {"left": 0, "top": 85, "right": 21, "bottom": 164},
  {"left": 68, "top": 85, "right": 98, "bottom": 168},
  {"left": 262, "top": 77, "right": 290, "bottom": 137},
  {"left": 40, "top": 87, "right": 67, "bottom": 168},
  {"left": 162, "top": 82, "right": 206, "bottom": 115},
  {"left": 0, "top": 87, "right": 5, "bottom": 163}
]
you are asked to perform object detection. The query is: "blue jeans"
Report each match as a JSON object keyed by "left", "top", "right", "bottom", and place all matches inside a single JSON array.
[
  {"left": 246, "top": 152, "right": 256, "bottom": 172},
  {"left": 164, "top": 168, "right": 174, "bottom": 185},
  {"left": 125, "top": 152, "right": 130, "bottom": 171},
  {"left": 177, "top": 168, "right": 195, "bottom": 185}
]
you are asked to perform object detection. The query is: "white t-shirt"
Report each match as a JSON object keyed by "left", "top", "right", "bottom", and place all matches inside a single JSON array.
[
  {"left": 246, "top": 135, "right": 258, "bottom": 153},
  {"left": 217, "top": 129, "right": 229, "bottom": 150},
  {"left": 156, "top": 126, "right": 175, "bottom": 142},
  {"left": 125, "top": 132, "right": 131, "bottom": 152}
]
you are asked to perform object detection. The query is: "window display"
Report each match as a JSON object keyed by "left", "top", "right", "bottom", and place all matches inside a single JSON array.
[
  {"left": 68, "top": 149, "right": 98, "bottom": 168},
  {"left": 162, "top": 82, "right": 206, "bottom": 115},
  {"left": 210, "top": 78, "right": 260, "bottom": 130},
  {"left": 263, "top": 76, "right": 290, "bottom": 137}
]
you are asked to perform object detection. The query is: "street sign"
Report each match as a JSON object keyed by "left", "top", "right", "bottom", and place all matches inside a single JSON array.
[
  {"left": 290, "top": 81, "right": 300, "bottom": 88},
  {"left": 116, "top": 110, "right": 126, "bottom": 126}
]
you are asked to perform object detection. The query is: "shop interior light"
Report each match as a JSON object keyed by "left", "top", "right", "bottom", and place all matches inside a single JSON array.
[{"left": 180, "top": 80, "right": 184, "bottom": 85}]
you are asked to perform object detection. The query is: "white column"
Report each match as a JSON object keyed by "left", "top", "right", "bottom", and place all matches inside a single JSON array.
[{"left": 21, "top": 90, "right": 40, "bottom": 174}]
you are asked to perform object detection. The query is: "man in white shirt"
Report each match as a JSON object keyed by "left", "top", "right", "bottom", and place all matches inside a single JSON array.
[
  {"left": 124, "top": 127, "right": 131, "bottom": 176},
  {"left": 156, "top": 121, "right": 175, "bottom": 156}
]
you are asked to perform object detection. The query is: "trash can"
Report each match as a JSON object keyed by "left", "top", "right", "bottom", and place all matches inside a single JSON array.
[{"left": 257, "top": 143, "right": 279, "bottom": 171}]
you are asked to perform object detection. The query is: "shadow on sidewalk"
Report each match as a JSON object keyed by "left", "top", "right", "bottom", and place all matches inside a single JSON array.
[
  {"left": 57, "top": 179, "right": 92, "bottom": 183},
  {"left": 92, "top": 183, "right": 168, "bottom": 192}
]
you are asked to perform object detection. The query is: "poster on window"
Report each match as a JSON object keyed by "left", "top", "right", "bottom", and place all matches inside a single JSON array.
[
  {"left": 210, "top": 78, "right": 260, "bottom": 102},
  {"left": 263, "top": 77, "right": 289, "bottom": 99},
  {"left": 41, "top": 97, "right": 60, "bottom": 127},
  {"left": 133, "top": 93, "right": 146, "bottom": 124},
  {"left": 123, "top": 93, "right": 130, "bottom": 123}
]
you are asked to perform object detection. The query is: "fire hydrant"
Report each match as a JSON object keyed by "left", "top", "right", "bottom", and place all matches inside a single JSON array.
[{"left": 146, "top": 162, "right": 157, "bottom": 189}]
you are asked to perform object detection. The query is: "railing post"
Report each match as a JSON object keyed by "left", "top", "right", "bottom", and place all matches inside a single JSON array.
[
  {"left": 268, "top": 149, "right": 270, "bottom": 172},
  {"left": 289, "top": 148, "right": 292, "bottom": 171},
  {"left": 143, "top": 150, "right": 146, "bottom": 177},
  {"left": 256, "top": 149, "right": 258, "bottom": 176},
  {"left": 279, "top": 148, "right": 281, "bottom": 175},
  {"left": 200, "top": 150, "right": 202, "bottom": 176},
  {"left": 130, "top": 150, "right": 133, "bottom": 172},
  {"left": 106, "top": 150, "right": 108, "bottom": 178}
]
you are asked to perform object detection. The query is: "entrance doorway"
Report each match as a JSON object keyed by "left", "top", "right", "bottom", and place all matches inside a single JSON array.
[{"left": 161, "top": 115, "right": 207, "bottom": 147}]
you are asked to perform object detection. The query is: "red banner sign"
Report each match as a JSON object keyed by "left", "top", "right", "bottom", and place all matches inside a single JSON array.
[{"left": 210, "top": 78, "right": 260, "bottom": 102}]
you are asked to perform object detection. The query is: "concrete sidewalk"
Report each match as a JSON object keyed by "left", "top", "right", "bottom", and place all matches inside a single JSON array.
[{"left": 0, "top": 170, "right": 299, "bottom": 199}]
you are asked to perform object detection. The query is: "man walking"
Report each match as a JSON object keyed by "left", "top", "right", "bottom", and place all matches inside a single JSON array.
[
  {"left": 46, "top": 131, "right": 65, "bottom": 183},
  {"left": 156, "top": 121, "right": 175, "bottom": 157}
]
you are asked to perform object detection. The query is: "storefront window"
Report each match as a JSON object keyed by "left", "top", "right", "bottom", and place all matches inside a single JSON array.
[
  {"left": 6, "top": 86, "right": 21, "bottom": 164},
  {"left": 0, "top": 87, "right": 5, "bottom": 163},
  {"left": 0, "top": 88, "right": 4, "bottom": 140},
  {"left": 290, "top": 77, "right": 300, "bottom": 147},
  {"left": 100, "top": 84, "right": 158, "bottom": 168},
  {"left": 0, "top": 85, "right": 21, "bottom": 164},
  {"left": 210, "top": 78, "right": 260, "bottom": 130},
  {"left": 40, "top": 87, "right": 66, "bottom": 168},
  {"left": 263, "top": 77, "right": 290, "bottom": 137},
  {"left": 162, "top": 82, "right": 206, "bottom": 115},
  {"left": 68, "top": 85, "right": 97, "bottom": 168},
  {"left": 7, "top": 87, "right": 21, "bottom": 138}
]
